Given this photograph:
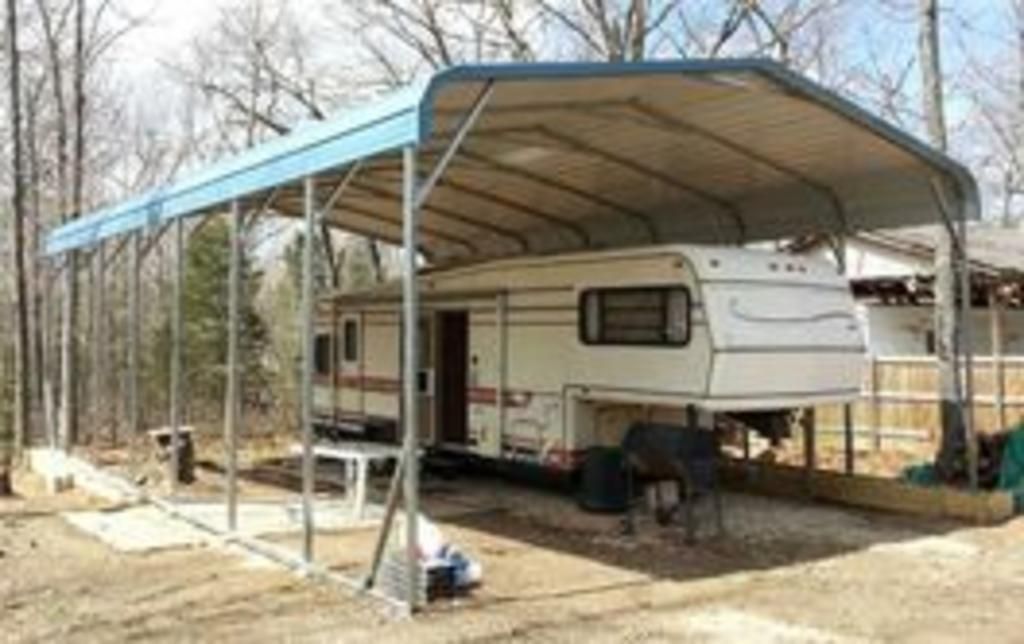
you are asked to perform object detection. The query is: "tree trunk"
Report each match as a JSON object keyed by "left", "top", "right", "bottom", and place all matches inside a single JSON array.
[
  {"left": 628, "top": 0, "right": 647, "bottom": 61},
  {"left": 38, "top": 0, "right": 78, "bottom": 449},
  {"left": 4, "top": 0, "right": 31, "bottom": 495},
  {"left": 918, "top": 0, "right": 961, "bottom": 478},
  {"left": 1015, "top": 0, "right": 1024, "bottom": 227},
  {"left": 72, "top": 0, "right": 87, "bottom": 442},
  {"left": 26, "top": 82, "right": 45, "bottom": 446}
]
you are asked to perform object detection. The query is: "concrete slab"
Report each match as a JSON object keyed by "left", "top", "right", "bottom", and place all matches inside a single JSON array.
[
  {"left": 168, "top": 497, "right": 386, "bottom": 536},
  {"left": 63, "top": 505, "right": 211, "bottom": 552},
  {"left": 62, "top": 498, "right": 386, "bottom": 553}
]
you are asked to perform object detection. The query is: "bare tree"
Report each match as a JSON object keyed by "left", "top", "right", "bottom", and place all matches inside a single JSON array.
[
  {"left": 917, "top": 0, "right": 961, "bottom": 479},
  {"left": 71, "top": 0, "right": 88, "bottom": 438},
  {"left": 535, "top": 0, "right": 675, "bottom": 61},
  {"left": 173, "top": 0, "right": 396, "bottom": 278},
  {"left": 35, "top": 0, "right": 81, "bottom": 447},
  {"left": 5, "top": 0, "right": 32, "bottom": 493},
  {"left": 955, "top": 0, "right": 1024, "bottom": 222}
]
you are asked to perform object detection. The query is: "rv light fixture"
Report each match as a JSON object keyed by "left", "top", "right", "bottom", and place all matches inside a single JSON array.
[
  {"left": 704, "top": 73, "right": 754, "bottom": 90},
  {"left": 496, "top": 146, "right": 553, "bottom": 166}
]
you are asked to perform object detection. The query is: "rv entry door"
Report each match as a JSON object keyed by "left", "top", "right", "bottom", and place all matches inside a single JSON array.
[{"left": 435, "top": 310, "right": 470, "bottom": 448}]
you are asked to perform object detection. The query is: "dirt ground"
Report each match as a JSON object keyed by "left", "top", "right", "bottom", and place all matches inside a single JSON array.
[{"left": 4, "top": 461, "right": 1024, "bottom": 643}]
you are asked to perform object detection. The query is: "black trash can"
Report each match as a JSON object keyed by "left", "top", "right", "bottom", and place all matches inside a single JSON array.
[{"left": 576, "top": 446, "right": 629, "bottom": 513}]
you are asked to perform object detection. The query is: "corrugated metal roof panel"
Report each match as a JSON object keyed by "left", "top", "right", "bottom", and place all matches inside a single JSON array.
[{"left": 45, "top": 59, "right": 978, "bottom": 263}]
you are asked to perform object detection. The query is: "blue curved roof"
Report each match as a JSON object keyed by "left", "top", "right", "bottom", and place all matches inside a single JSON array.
[{"left": 45, "top": 59, "right": 978, "bottom": 258}]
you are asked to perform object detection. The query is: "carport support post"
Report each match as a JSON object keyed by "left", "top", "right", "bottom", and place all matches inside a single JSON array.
[
  {"left": 402, "top": 145, "right": 421, "bottom": 610},
  {"left": 59, "top": 249, "right": 77, "bottom": 451},
  {"left": 300, "top": 179, "right": 316, "bottom": 563},
  {"left": 990, "top": 289, "right": 1006, "bottom": 432},
  {"left": 128, "top": 232, "right": 141, "bottom": 437},
  {"left": 169, "top": 216, "right": 184, "bottom": 495},
  {"left": 93, "top": 242, "right": 106, "bottom": 438},
  {"left": 225, "top": 201, "right": 242, "bottom": 532}
]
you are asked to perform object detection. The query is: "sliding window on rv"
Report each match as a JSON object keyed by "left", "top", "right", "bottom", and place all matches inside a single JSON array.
[{"left": 580, "top": 286, "right": 690, "bottom": 346}]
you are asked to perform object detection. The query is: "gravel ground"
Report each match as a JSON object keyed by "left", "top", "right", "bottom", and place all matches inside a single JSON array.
[{"left": 3, "top": 467, "right": 1024, "bottom": 643}]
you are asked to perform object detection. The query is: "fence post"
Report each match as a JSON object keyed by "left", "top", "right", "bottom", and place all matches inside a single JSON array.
[
  {"left": 990, "top": 290, "right": 1006, "bottom": 432},
  {"left": 802, "top": 408, "right": 816, "bottom": 496},
  {"left": 870, "top": 355, "right": 881, "bottom": 451}
]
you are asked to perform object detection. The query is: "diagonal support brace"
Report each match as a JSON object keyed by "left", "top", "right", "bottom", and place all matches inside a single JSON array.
[{"left": 415, "top": 82, "right": 494, "bottom": 210}]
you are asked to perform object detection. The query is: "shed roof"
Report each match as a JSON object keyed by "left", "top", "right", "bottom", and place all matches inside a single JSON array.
[
  {"left": 46, "top": 59, "right": 979, "bottom": 263},
  {"left": 858, "top": 223, "right": 1024, "bottom": 277},
  {"left": 790, "top": 221, "right": 1024, "bottom": 278}
]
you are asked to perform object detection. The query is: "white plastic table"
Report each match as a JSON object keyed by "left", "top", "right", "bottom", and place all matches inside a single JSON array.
[{"left": 290, "top": 441, "right": 402, "bottom": 520}]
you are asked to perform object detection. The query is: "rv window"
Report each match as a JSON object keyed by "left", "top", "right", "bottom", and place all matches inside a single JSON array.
[
  {"left": 314, "top": 333, "right": 333, "bottom": 375},
  {"left": 579, "top": 287, "right": 690, "bottom": 346},
  {"left": 343, "top": 319, "right": 359, "bottom": 363}
]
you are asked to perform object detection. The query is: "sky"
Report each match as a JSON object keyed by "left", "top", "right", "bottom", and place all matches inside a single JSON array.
[{"left": 115, "top": 0, "right": 227, "bottom": 80}]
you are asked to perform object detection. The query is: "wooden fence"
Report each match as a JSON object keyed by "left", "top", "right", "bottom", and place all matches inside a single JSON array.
[{"left": 816, "top": 356, "right": 1024, "bottom": 452}]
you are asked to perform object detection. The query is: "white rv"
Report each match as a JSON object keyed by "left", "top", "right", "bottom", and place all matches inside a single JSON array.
[{"left": 312, "top": 245, "right": 864, "bottom": 471}]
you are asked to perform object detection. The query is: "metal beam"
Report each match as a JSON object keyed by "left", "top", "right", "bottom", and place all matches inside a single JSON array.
[
  {"left": 102, "top": 234, "right": 132, "bottom": 273},
  {"left": 92, "top": 242, "right": 107, "bottom": 439},
  {"left": 225, "top": 200, "right": 242, "bottom": 531},
  {"left": 430, "top": 97, "right": 633, "bottom": 119},
  {"left": 416, "top": 82, "right": 494, "bottom": 210},
  {"left": 532, "top": 125, "right": 741, "bottom": 244},
  {"left": 279, "top": 197, "right": 473, "bottom": 255},
  {"left": 991, "top": 290, "right": 1007, "bottom": 432},
  {"left": 140, "top": 219, "right": 174, "bottom": 261},
  {"left": 371, "top": 166, "right": 590, "bottom": 248},
  {"left": 352, "top": 179, "right": 530, "bottom": 252},
  {"left": 364, "top": 452, "right": 405, "bottom": 590},
  {"left": 59, "top": 248, "right": 78, "bottom": 450},
  {"left": 458, "top": 145, "right": 661, "bottom": 245},
  {"left": 300, "top": 178, "right": 317, "bottom": 563},
  {"left": 100, "top": 211, "right": 211, "bottom": 276},
  {"left": 169, "top": 216, "right": 184, "bottom": 496},
  {"left": 516, "top": 126, "right": 741, "bottom": 243},
  {"left": 497, "top": 293, "right": 508, "bottom": 444},
  {"left": 128, "top": 232, "right": 141, "bottom": 437},
  {"left": 244, "top": 188, "right": 283, "bottom": 229},
  {"left": 321, "top": 163, "right": 364, "bottom": 214},
  {"left": 619, "top": 101, "right": 849, "bottom": 236},
  {"left": 321, "top": 221, "right": 339, "bottom": 288},
  {"left": 317, "top": 164, "right": 365, "bottom": 284},
  {"left": 401, "top": 146, "right": 421, "bottom": 612},
  {"left": 185, "top": 210, "right": 222, "bottom": 242}
]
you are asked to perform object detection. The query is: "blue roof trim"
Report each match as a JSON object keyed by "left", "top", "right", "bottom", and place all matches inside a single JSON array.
[
  {"left": 416, "top": 58, "right": 770, "bottom": 140},
  {"left": 45, "top": 59, "right": 979, "bottom": 256},
  {"left": 46, "top": 83, "right": 425, "bottom": 254}
]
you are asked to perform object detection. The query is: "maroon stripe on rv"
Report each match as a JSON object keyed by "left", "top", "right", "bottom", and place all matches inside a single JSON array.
[{"left": 330, "top": 375, "right": 533, "bottom": 408}]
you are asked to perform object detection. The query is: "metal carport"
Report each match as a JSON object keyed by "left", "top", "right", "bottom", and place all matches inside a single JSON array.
[{"left": 44, "top": 59, "right": 980, "bottom": 613}]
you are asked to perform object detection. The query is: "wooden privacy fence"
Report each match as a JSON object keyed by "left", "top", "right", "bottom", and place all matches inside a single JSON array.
[{"left": 816, "top": 356, "right": 1024, "bottom": 452}]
